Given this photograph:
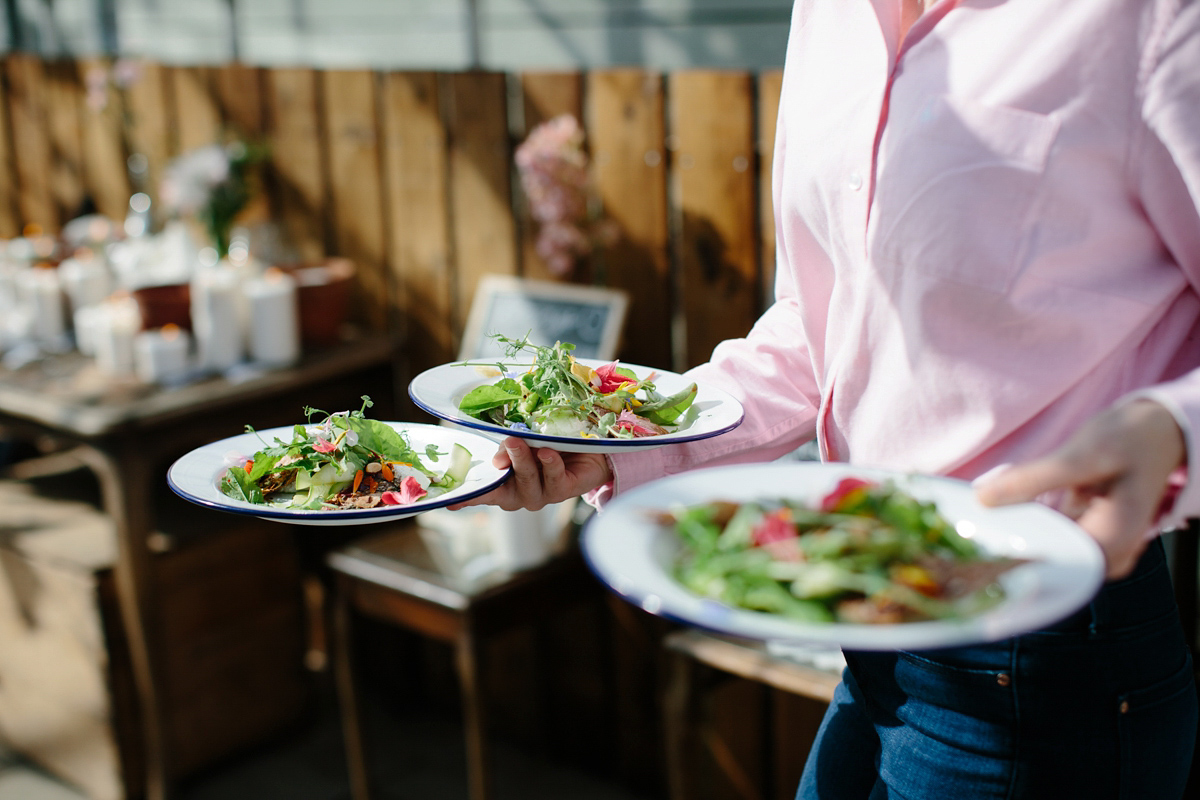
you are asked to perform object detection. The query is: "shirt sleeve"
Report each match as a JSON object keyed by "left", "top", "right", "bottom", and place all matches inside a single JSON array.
[
  {"left": 1137, "top": 0, "right": 1200, "bottom": 525},
  {"left": 600, "top": 287, "right": 823, "bottom": 500}
]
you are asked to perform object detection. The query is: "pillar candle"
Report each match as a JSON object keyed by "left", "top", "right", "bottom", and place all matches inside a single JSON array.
[
  {"left": 16, "top": 266, "right": 68, "bottom": 349},
  {"left": 243, "top": 267, "right": 300, "bottom": 367},
  {"left": 93, "top": 294, "right": 142, "bottom": 377},
  {"left": 59, "top": 252, "right": 113, "bottom": 312},
  {"left": 134, "top": 324, "right": 192, "bottom": 385},
  {"left": 191, "top": 264, "right": 245, "bottom": 372}
]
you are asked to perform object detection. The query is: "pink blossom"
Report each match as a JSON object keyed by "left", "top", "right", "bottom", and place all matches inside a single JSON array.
[
  {"left": 313, "top": 437, "right": 337, "bottom": 453},
  {"left": 515, "top": 113, "right": 618, "bottom": 276},
  {"left": 381, "top": 476, "right": 428, "bottom": 505},
  {"left": 594, "top": 361, "right": 635, "bottom": 393},
  {"left": 613, "top": 410, "right": 668, "bottom": 437}
]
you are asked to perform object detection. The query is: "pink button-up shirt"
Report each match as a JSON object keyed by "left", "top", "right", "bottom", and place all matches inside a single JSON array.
[{"left": 603, "top": 0, "right": 1200, "bottom": 529}]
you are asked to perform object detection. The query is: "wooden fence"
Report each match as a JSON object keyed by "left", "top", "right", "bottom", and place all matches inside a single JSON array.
[{"left": 0, "top": 55, "right": 783, "bottom": 381}]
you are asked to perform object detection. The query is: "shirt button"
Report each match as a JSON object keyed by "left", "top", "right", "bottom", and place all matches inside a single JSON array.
[{"left": 848, "top": 171, "right": 863, "bottom": 191}]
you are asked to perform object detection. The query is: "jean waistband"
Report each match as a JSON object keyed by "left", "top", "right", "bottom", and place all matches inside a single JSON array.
[{"left": 1041, "top": 536, "right": 1176, "bottom": 635}]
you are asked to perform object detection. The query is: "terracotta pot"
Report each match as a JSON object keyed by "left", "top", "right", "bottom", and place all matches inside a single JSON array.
[
  {"left": 131, "top": 283, "right": 192, "bottom": 331},
  {"left": 283, "top": 258, "right": 356, "bottom": 346}
]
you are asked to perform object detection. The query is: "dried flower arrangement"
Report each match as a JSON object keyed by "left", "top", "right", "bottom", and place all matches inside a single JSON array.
[{"left": 515, "top": 114, "right": 617, "bottom": 277}]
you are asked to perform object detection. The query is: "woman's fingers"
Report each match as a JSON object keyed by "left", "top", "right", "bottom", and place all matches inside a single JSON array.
[
  {"left": 975, "top": 400, "right": 1185, "bottom": 580},
  {"left": 446, "top": 439, "right": 613, "bottom": 512}
]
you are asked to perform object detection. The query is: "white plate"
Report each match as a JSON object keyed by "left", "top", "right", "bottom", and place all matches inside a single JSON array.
[
  {"left": 582, "top": 462, "right": 1105, "bottom": 651},
  {"left": 167, "top": 423, "right": 511, "bottom": 526},
  {"left": 408, "top": 358, "right": 744, "bottom": 454}
]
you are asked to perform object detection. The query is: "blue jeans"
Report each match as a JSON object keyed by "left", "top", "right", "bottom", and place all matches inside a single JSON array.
[{"left": 796, "top": 538, "right": 1198, "bottom": 799}]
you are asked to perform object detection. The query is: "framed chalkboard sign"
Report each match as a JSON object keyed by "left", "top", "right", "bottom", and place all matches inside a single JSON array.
[{"left": 459, "top": 275, "right": 629, "bottom": 361}]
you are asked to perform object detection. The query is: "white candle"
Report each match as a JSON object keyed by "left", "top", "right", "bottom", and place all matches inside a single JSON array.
[
  {"left": 73, "top": 304, "right": 105, "bottom": 356},
  {"left": 134, "top": 324, "right": 192, "bottom": 385},
  {"left": 93, "top": 294, "right": 142, "bottom": 377},
  {"left": 191, "top": 264, "right": 245, "bottom": 372},
  {"left": 243, "top": 268, "right": 300, "bottom": 367},
  {"left": 16, "top": 266, "right": 68, "bottom": 349},
  {"left": 59, "top": 252, "right": 113, "bottom": 311}
]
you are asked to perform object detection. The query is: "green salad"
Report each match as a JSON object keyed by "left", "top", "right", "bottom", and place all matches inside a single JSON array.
[
  {"left": 220, "top": 396, "right": 470, "bottom": 510},
  {"left": 457, "top": 335, "right": 698, "bottom": 439},
  {"left": 668, "top": 477, "right": 1024, "bottom": 624}
]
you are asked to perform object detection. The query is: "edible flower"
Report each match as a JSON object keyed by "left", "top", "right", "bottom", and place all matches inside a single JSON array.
[
  {"left": 819, "top": 477, "right": 877, "bottom": 513},
  {"left": 313, "top": 437, "right": 337, "bottom": 454},
  {"left": 595, "top": 361, "right": 635, "bottom": 394},
  {"left": 751, "top": 508, "right": 803, "bottom": 562},
  {"left": 613, "top": 409, "right": 667, "bottom": 437},
  {"left": 381, "top": 476, "right": 428, "bottom": 505}
]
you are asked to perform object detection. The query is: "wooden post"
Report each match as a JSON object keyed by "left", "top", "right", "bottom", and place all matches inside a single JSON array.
[
  {"left": 379, "top": 71, "right": 456, "bottom": 373},
  {"left": 586, "top": 69, "right": 672, "bottom": 369},
  {"left": 669, "top": 70, "right": 761, "bottom": 369},
  {"left": 516, "top": 71, "right": 583, "bottom": 283},
  {"left": 444, "top": 71, "right": 519, "bottom": 323},
  {"left": 263, "top": 68, "right": 328, "bottom": 264},
  {"left": 758, "top": 69, "right": 784, "bottom": 306},
  {"left": 77, "top": 57, "right": 133, "bottom": 225},
  {"left": 43, "top": 60, "right": 87, "bottom": 224},
  {"left": 323, "top": 69, "right": 389, "bottom": 334},
  {"left": 6, "top": 53, "right": 58, "bottom": 231}
]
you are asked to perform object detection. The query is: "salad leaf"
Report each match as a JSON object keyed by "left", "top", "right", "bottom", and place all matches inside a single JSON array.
[
  {"left": 217, "top": 397, "right": 470, "bottom": 511},
  {"left": 459, "top": 380, "right": 523, "bottom": 415},
  {"left": 456, "top": 334, "right": 696, "bottom": 439},
  {"left": 669, "top": 480, "right": 1023, "bottom": 624}
]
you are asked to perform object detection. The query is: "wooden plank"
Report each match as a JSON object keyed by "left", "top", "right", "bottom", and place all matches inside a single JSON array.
[
  {"left": 76, "top": 57, "right": 132, "bottom": 225},
  {"left": 212, "top": 64, "right": 271, "bottom": 233},
  {"left": 669, "top": 70, "right": 760, "bottom": 369},
  {"left": 379, "top": 71, "right": 456, "bottom": 371},
  {"left": 43, "top": 61, "right": 88, "bottom": 224},
  {"left": 122, "top": 61, "right": 173, "bottom": 220},
  {"left": 586, "top": 69, "right": 671, "bottom": 369},
  {"left": 758, "top": 69, "right": 784, "bottom": 305},
  {"left": 6, "top": 54, "right": 58, "bottom": 232},
  {"left": 169, "top": 66, "right": 222, "bottom": 155},
  {"left": 516, "top": 71, "right": 584, "bottom": 283},
  {"left": 211, "top": 64, "right": 265, "bottom": 140},
  {"left": 0, "top": 75, "right": 19, "bottom": 238},
  {"left": 444, "top": 71, "right": 518, "bottom": 324},
  {"left": 262, "top": 68, "right": 327, "bottom": 263},
  {"left": 322, "top": 69, "right": 389, "bottom": 333}
]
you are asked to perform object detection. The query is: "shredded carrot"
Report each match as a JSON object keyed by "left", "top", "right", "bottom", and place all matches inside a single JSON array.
[
  {"left": 352, "top": 469, "right": 364, "bottom": 493},
  {"left": 244, "top": 460, "right": 253, "bottom": 473},
  {"left": 380, "top": 462, "right": 394, "bottom": 482}
]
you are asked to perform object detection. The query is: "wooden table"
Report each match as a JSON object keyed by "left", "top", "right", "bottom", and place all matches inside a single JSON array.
[
  {"left": 0, "top": 336, "right": 397, "bottom": 800},
  {"left": 326, "top": 522, "right": 598, "bottom": 800}
]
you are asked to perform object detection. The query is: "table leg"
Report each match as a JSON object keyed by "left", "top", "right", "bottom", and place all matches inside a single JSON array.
[
  {"left": 456, "top": 625, "right": 491, "bottom": 800},
  {"left": 331, "top": 575, "right": 372, "bottom": 800},
  {"left": 77, "top": 445, "right": 173, "bottom": 800},
  {"left": 662, "top": 646, "right": 699, "bottom": 800}
]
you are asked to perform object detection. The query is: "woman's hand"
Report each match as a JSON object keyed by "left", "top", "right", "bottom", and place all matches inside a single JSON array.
[
  {"left": 447, "top": 437, "right": 614, "bottom": 511},
  {"left": 974, "top": 399, "right": 1186, "bottom": 579}
]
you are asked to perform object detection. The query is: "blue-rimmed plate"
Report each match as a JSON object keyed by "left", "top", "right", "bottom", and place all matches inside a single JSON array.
[
  {"left": 167, "top": 423, "right": 510, "bottom": 526},
  {"left": 582, "top": 462, "right": 1105, "bottom": 651},
  {"left": 408, "top": 358, "right": 744, "bottom": 454}
]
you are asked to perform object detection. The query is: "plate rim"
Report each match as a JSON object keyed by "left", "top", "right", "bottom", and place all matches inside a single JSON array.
[
  {"left": 166, "top": 421, "right": 512, "bottom": 522},
  {"left": 407, "top": 357, "right": 745, "bottom": 452},
  {"left": 580, "top": 461, "right": 1106, "bottom": 650}
]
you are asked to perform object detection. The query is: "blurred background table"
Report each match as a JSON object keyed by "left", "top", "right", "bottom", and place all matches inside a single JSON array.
[{"left": 0, "top": 336, "right": 396, "bottom": 800}]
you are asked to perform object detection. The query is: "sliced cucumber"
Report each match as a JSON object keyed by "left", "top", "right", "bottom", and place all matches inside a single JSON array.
[{"left": 440, "top": 443, "right": 472, "bottom": 488}]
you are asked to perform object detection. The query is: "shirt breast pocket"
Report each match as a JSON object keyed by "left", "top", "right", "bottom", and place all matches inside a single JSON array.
[{"left": 869, "top": 94, "right": 1060, "bottom": 293}]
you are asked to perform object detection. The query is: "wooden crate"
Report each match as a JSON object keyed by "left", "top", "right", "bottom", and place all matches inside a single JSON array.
[{"left": 0, "top": 480, "right": 309, "bottom": 800}]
